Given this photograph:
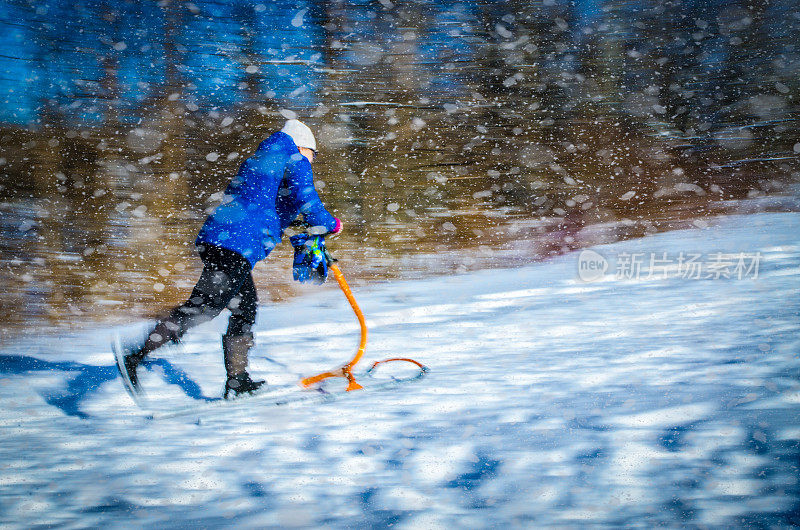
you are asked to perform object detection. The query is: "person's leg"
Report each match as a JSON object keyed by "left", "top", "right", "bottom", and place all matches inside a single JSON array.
[
  {"left": 222, "top": 272, "right": 264, "bottom": 397},
  {"left": 225, "top": 271, "right": 258, "bottom": 337},
  {"left": 131, "top": 245, "right": 252, "bottom": 361}
]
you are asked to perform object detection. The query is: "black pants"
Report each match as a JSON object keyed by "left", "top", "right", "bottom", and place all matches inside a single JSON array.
[{"left": 167, "top": 244, "right": 258, "bottom": 340}]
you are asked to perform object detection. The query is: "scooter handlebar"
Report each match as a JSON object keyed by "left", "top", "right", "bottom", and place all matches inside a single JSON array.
[{"left": 288, "top": 219, "right": 337, "bottom": 265}]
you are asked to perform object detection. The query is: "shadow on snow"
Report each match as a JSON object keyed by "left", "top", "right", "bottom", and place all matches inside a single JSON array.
[{"left": 0, "top": 354, "right": 214, "bottom": 418}]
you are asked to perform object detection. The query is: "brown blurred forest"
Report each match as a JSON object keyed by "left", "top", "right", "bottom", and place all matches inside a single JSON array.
[{"left": 0, "top": 0, "right": 798, "bottom": 340}]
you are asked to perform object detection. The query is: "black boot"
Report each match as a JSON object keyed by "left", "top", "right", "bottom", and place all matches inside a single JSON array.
[
  {"left": 118, "top": 318, "right": 182, "bottom": 393},
  {"left": 224, "top": 372, "right": 266, "bottom": 399},
  {"left": 122, "top": 350, "right": 145, "bottom": 391},
  {"left": 113, "top": 340, "right": 146, "bottom": 395},
  {"left": 222, "top": 332, "right": 265, "bottom": 399}
]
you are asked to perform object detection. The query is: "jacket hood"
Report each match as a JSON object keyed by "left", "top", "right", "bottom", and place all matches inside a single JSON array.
[{"left": 256, "top": 131, "right": 296, "bottom": 153}]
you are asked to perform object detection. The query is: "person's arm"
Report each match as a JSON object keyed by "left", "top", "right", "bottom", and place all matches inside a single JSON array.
[{"left": 286, "top": 156, "right": 341, "bottom": 234}]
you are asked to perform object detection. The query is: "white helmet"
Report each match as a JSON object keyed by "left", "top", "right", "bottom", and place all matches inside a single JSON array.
[{"left": 281, "top": 119, "right": 317, "bottom": 152}]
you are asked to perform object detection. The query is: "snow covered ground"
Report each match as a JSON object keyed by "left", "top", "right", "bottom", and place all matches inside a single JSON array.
[{"left": 1, "top": 212, "right": 798, "bottom": 527}]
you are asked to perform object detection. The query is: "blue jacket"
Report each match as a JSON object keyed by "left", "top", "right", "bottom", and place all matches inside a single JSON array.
[{"left": 196, "top": 131, "right": 338, "bottom": 266}]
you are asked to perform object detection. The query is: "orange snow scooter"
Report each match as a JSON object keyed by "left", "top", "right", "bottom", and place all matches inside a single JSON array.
[{"left": 297, "top": 223, "right": 427, "bottom": 393}]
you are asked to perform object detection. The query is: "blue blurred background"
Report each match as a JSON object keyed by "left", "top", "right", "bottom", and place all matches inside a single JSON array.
[{"left": 0, "top": 0, "right": 798, "bottom": 338}]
